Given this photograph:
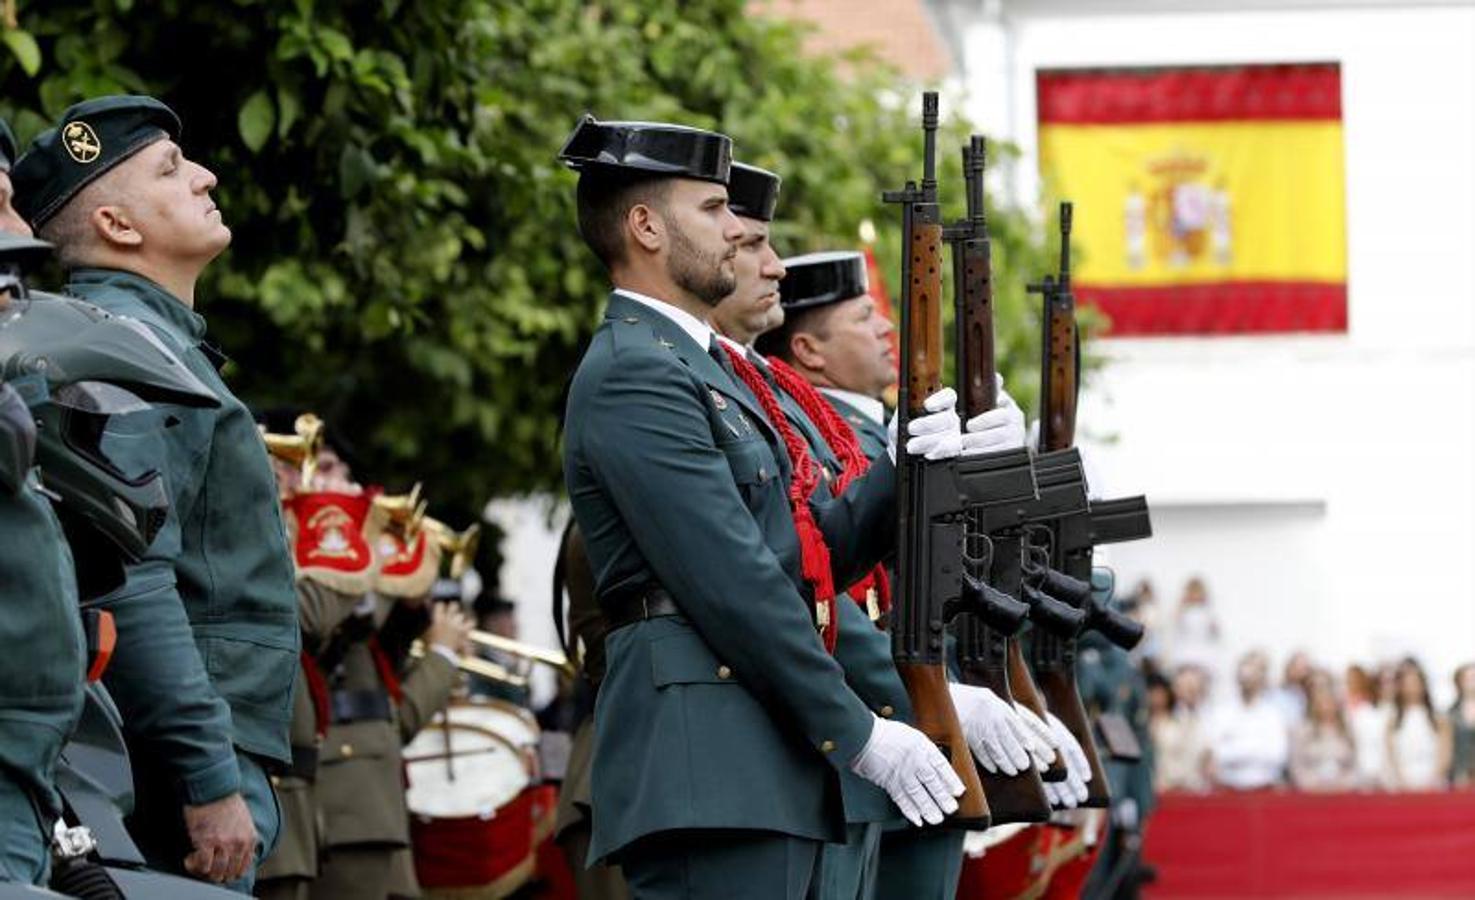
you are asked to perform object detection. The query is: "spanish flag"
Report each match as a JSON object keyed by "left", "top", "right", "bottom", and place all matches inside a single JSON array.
[{"left": 1037, "top": 64, "right": 1347, "bottom": 335}]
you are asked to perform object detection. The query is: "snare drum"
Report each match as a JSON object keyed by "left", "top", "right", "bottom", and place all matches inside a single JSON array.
[{"left": 406, "top": 699, "right": 542, "bottom": 899}]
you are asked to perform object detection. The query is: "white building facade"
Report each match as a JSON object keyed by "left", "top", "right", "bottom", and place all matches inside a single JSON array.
[{"left": 950, "top": 0, "right": 1475, "bottom": 693}]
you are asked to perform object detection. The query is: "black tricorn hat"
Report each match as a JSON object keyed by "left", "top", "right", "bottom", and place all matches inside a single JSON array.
[
  {"left": 557, "top": 115, "right": 732, "bottom": 184},
  {"left": 727, "top": 162, "right": 780, "bottom": 222},
  {"left": 779, "top": 251, "right": 869, "bottom": 311}
]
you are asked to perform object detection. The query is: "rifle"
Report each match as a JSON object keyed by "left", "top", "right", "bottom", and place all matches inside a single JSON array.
[
  {"left": 884, "top": 92, "right": 989, "bottom": 828},
  {"left": 1025, "top": 202, "right": 1112, "bottom": 808},
  {"left": 945, "top": 135, "right": 1050, "bottom": 823}
]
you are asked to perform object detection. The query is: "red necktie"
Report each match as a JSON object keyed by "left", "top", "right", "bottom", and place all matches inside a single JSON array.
[{"left": 720, "top": 344, "right": 839, "bottom": 653}]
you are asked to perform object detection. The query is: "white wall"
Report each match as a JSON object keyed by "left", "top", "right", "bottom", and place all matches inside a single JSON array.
[{"left": 958, "top": 2, "right": 1475, "bottom": 696}]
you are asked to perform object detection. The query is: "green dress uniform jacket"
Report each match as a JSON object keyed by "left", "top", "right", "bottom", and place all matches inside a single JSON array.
[
  {"left": 68, "top": 267, "right": 299, "bottom": 808},
  {"left": 564, "top": 293, "right": 900, "bottom": 865},
  {"left": 820, "top": 392, "right": 889, "bottom": 464},
  {"left": 0, "top": 475, "right": 86, "bottom": 885}
]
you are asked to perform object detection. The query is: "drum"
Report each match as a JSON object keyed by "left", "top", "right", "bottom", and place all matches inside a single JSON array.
[{"left": 406, "top": 699, "right": 543, "bottom": 900}]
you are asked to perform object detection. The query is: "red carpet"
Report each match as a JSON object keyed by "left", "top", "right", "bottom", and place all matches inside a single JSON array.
[{"left": 1143, "top": 790, "right": 1475, "bottom": 898}]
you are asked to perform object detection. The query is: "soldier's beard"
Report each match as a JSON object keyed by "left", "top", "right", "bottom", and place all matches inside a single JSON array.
[{"left": 667, "top": 221, "right": 736, "bottom": 308}]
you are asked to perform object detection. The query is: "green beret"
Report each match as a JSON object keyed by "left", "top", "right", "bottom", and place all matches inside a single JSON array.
[
  {"left": 12, "top": 95, "right": 181, "bottom": 229},
  {"left": 0, "top": 119, "right": 16, "bottom": 173}
]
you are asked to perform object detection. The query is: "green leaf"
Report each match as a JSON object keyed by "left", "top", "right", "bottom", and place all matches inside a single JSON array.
[
  {"left": 237, "top": 90, "right": 275, "bottom": 153},
  {"left": 3, "top": 29, "right": 42, "bottom": 77},
  {"left": 276, "top": 87, "right": 301, "bottom": 138}
]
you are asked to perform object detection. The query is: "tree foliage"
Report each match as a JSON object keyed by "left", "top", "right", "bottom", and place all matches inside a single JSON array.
[{"left": 0, "top": 0, "right": 1058, "bottom": 525}]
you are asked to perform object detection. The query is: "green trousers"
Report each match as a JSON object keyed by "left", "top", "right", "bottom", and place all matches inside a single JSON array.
[
  {"left": 0, "top": 778, "right": 48, "bottom": 886},
  {"left": 621, "top": 830, "right": 821, "bottom": 900},
  {"left": 127, "top": 750, "right": 281, "bottom": 894},
  {"left": 812, "top": 823, "right": 882, "bottom": 900},
  {"left": 873, "top": 827, "right": 964, "bottom": 900}
]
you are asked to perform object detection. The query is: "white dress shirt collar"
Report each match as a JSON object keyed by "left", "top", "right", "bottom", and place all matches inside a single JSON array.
[
  {"left": 820, "top": 387, "right": 885, "bottom": 425},
  {"left": 615, "top": 288, "right": 712, "bottom": 351}
]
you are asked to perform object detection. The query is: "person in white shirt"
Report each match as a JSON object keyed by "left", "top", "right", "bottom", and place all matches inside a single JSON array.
[
  {"left": 1207, "top": 651, "right": 1289, "bottom": 790},
  {"left": 1385, "top": 657, "right": 1452, "bottom": 791}
]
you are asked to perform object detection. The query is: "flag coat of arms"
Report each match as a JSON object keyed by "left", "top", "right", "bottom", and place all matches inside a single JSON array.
[{"left": 1037, "top": 63, "right": 1348, "bottom": 336}]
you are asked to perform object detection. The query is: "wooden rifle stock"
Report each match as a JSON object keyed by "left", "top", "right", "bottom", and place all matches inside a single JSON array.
[
  {"left": 949, "top": 136, "right": 1051, "bottom": 820},
  {"left": 1029, "top": 202, "right": 1110, "bottom": 807},
  {"left": 888, "top": 92, "right": 988, "bottom": 828}
]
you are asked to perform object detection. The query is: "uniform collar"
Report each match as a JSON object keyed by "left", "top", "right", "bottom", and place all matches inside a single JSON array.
[
  {"left": 614, "top": 288, "right": 711, "bottom": 351},
  {"left": 821, "top": 387, "right": 885, "bottom": 426},
  {"left": 68, "top": 266, "right": 207, "bottom": 341}
]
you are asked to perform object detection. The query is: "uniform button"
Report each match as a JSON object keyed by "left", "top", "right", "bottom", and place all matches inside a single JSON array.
[
  {"left": 716, "top": 665, "right": 732, "bottom": 680},
  {"left": 880, "top": 705, "right": 895, "bottom": 718},
  {"left": 758, "top": 467, "right": 768, "bottom": 480},
  {"left": 820, "top": 740, "right": 837, "bottom": 753},
  {"left": 270, "top": 775, "right": 281, "bottom": 787},
  {"left": 340, "top": 744, "right": 354, "bottom": 758}
]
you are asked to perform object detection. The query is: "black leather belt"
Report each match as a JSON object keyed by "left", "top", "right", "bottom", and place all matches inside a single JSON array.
[
  {"left": 605, "top": 587, "right": 681, "bottom": 630},
  {"left": 330, "top": 689, "right": 393, "bottom": 724},
  {"left": 289, "top": 744, "right": 319, "bottom": 780}
]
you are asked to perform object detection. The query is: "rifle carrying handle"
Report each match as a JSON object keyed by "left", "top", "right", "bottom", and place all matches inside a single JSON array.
[{"left": 896, "top": 662, "right": 991, "bottom": 828}]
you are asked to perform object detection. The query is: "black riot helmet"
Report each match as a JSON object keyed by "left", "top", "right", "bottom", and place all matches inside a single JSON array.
[{"left": 0, "top": 234, "right": 219, "bottom": 562}]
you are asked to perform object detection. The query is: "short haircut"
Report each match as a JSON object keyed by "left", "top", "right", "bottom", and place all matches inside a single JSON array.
[
  {"left": 754, "top": 303, "right": 833, "bottom": 362},
  {"left": 36, "top": 177, "right": 118, "bottom": 270},
  {"left": 575, "top": 169, "right": 671, "bottom": 271}
]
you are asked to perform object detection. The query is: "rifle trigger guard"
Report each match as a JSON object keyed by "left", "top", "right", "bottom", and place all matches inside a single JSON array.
[{"left": 961, "top": 532, "right": 993, "bottom": 576}]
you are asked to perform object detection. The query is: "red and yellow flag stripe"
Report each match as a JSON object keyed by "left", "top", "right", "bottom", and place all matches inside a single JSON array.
[{"left": 1038, "top": 64, "right": 1348, "bottom": 335}]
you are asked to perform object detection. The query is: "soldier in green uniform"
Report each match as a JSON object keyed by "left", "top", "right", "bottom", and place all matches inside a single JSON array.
[
  {"left": 12, "top": 95, "right": 299, "bottom": 892},
  {"left": 558, "top": 115, "right": 976, "bottom": 900},
  {"left": 306, "top": 464, "right": 470, "bottom": 900},
  {"left": 1078, "top": 568, "right": 1155, "bottom": 899},
  {"left": 710, "top": 165, "right": 1040, "bottom": 900},
  {"left": 756, "top": 252, "right": 1041, "bottom": 900},
  {"left": 0, "top": 157, "right": 88, "bottom": 885}
]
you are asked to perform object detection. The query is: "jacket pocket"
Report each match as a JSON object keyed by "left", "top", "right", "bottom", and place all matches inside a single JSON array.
[{"left": 649, "top": 627, "right": 739, "bottom": 687}]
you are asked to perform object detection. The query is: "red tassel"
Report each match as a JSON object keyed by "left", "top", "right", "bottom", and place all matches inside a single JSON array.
[
  {"left": 722, "top": 345, "right": 839, "bottom": 652},
  {"left": 767, "top": 356, "right": 892, "bottom": 618}
]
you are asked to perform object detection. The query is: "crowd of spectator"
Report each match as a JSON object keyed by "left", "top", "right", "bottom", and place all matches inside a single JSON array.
[{"left": 1121, "top": 577, "right": 1475, "bottom": 794}]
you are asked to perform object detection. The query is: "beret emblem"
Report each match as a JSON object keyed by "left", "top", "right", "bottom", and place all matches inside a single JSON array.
[{"left": 63, "top": 121, "right": 101, "bottom": 164}]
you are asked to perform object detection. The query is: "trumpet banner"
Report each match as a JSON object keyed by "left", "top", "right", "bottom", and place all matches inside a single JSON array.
[{"left": 1037, "top": 64, "right": 1347, "bottom": 335}]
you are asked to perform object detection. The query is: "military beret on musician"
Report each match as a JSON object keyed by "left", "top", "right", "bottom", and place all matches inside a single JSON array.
[
  {"left": 12, "top": 95, "right": 181, "bottom": 229},
  {"left": 557, "top": 114, "right": 732, "bottom": 184},
  {"left": 727, "top": 161, "right": 780, "bottom": 222},
  {"left": 0, "top": 119, "right": 17, "bottom": 173},
  {"left": 778, "top": 250, "right": 870, "bottom": 312}
]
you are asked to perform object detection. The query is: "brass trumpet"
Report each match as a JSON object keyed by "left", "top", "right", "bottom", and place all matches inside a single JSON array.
[
  {"left": 423, "top": 517, "right": 482, "bottom": 579},
  {"left": 373, "top": 483, "right": 428, "bottom": 538},
  {"left": 468, "top": 629, "right": 575, "bottom": 679},
  {"left": 260, "top": 413, "right": 325, "bottom": 487},
  {"left": 410, "top": 640, "right": 529, "bottom": 688}
]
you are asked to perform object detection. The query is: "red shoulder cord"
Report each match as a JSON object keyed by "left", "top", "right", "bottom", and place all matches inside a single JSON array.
[
  {"left": 766, "top": 356, "right": 892, "bottom": 618},
  {"left": 368, "top": 636, "right": 405, "bottom": 704},
  {"left": 721, "top": 345, "right": 838, "bottom": 653},
  {"left": 300, "top": 650, "right": 332, "bottom": 739}
]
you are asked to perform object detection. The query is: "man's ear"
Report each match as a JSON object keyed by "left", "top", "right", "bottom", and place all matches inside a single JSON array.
[
  {"left": 626, "top": 202, "right": 665, "bottom": 255},
  {"left": 92, "top": 204, "right": 143, "bottom": 249},
  {"left": 790, "top": 331, "right": 826, "bottom": 371}
]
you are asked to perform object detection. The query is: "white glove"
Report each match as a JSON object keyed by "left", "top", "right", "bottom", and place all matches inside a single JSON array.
[
  {"left": 962, "top": 375, "right": 1026, "bottom": 455},
  {"left": 1011, "top": 702, "right": 1060, "bottom": 771},
  {"left": 1044, "top": 780, "right": 1078, "bottom": 810},
  {"left": 949, "top": 683, "right": 1031, "bottom": 776},
  {"left": 849, "top": 715, "right": 965, "bottom": 826},
  {"left": 887, "top": 387, "right": 963, "bottom": 462},
  {"left": 1046, "top": 712, "right": 1091, "bottom": 805}
]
